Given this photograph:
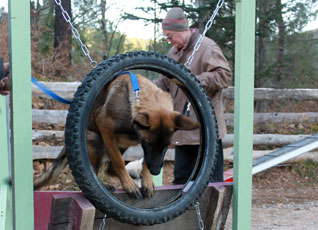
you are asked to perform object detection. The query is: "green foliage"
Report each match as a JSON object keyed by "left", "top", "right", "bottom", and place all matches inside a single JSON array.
[{"left": 264, "top": 29, "right": 318, "bottom": 88}]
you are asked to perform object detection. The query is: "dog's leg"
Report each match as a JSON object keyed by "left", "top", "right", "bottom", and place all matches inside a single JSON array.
[
  {"left": 99, "top": 132, "right": 142, "bottom": 198},
  {"left": 141, "top": 159, "right": 155, "bottom": 197},
  {"left": 87, "top": 130, "right": 115, "bottom": 192}
]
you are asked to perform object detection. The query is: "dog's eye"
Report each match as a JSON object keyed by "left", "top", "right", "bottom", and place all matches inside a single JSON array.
[{"left": 135, "top": 123, "right": 150, "bottom": 130}]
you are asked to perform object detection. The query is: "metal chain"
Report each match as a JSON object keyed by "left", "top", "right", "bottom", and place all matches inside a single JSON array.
[
  {"left": 98, "top": 214, "right": 107, "bottom": 230},
  {"left": 54, "top": 0, "right": 97, "bottom": 68},
  {"left": 184, "top": 0, "right": 225, "bottom": 69},
  {"left": 195, "top": 201, "right": 205, "bottom": 230},
  {"left": 183, "top": 0, "right": 225, "bottom": 114}
]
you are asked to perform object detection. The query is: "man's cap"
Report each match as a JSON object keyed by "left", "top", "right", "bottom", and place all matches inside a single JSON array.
[{"left": 162, "top": 7, "right": 189, "bottom": 31}]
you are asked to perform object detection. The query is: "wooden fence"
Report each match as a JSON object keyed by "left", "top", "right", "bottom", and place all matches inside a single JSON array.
[{"left": 32, "top": 82, "right": 318, "bottom": 161}]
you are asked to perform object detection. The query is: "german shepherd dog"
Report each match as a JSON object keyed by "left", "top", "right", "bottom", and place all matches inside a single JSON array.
[{"left": 34, "top": 73, "right": 200, "bottom": 198}]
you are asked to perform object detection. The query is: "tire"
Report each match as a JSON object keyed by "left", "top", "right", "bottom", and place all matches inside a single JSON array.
[{"left": 65, "top": 51, "right": 218, "bottom": 225}]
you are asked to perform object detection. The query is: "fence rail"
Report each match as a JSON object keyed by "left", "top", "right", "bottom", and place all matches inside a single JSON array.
[
  {"left": 32, "top": 82, "right": 318, "bottom": 101},
  {"left": 32, "top": 82, "right": 318, "bottom": 161}
]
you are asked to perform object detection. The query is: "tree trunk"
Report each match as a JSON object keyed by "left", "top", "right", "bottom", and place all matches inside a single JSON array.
[
  {"left": 255, "top": 0, "right": 270, "bottom": 111},
  {"left": 274, "top": 0, "right": 285, "bottom": 86},
  {"left": 196, "top": 0, "right": 206, "bottom": 33},
  {"left": 100, "top": 0, "right": 108, "bottom": 60},
  {"left": 54, "top": 0, "right": 72, "bottom": 72}
]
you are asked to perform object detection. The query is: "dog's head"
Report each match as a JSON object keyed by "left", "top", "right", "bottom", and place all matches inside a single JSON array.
[{"left": 133, "top": 111, "right": 200, "bottom": 175}]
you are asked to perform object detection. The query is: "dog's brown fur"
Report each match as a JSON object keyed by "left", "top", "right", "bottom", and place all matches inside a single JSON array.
[{"left": 34, "top": 74, "right": 200, "bottom": 197}]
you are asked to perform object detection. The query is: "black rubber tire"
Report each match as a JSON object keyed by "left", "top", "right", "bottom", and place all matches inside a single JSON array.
[{"left": 65, "top": 51, "right": 218, "bottom": 225}]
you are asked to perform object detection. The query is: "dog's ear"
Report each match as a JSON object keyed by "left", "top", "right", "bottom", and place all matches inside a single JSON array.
[
  {"left": 173, "top": 112, "right": 200, "bottom": 131},
  {"left": 133, "top": 112, "right": 150, "bottom": 129}
]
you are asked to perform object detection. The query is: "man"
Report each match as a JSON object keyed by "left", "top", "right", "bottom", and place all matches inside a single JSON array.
[
  {"left": 0, "top": 57, "right": 10, "bottom": 96},
  {"left": 155, "top": 7, "right": 232, "bottom": 184}
]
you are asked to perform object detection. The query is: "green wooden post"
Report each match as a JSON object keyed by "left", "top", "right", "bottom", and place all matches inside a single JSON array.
[
  {"left": 0, "top": 96, "right": 11, "bottom": 230},
  {"left": 0, "top": 97, "right": 10, "bottom": 187},
  {"left": 8, "top": 0, "right": 34, "bottom": 229},
  {"left": 232, "top": 0, "right": 256, "bottom": 229}
]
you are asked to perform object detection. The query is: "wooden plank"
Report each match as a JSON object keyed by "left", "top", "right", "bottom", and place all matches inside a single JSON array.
[
  {"left": 220, "top": 183, "right": 233, "bottom": 229},
  {"left": 32, "top": 81, "right": 81, "bottom": 100},
  {"left": 223, "top": 87, "right": 318, "bottom": 101},
  {"left": 49, "top": 194, "right": 95, "bottom": 230},
  {"left": 41, "top": 183, "right": 233, "bottom": 230},
  {"left": 32, "top": 130, "right": 64, "bottom": 142},
  {"left": 33, "top": 109, "right": 67, "bottom": 124},
  {"left": 68, "top": 194, "right": 96, "bottom": 230},
  {"left": 34, "top": 191, "right": 82, "bottom": 230},
  {"left": 224, "top": 147, "right": 318, "bottom": 163},
  {"left": 50, "top": 196, "right": 72, "bottom": 224},
  {"left": 32, "top": 134, "right": 315, "bottom": 160},
  {"left": 92, "top": 183, "right": 233, "bottom": 230},
  {"left": 222, "top": 134, "right": 311, "bottom": 147},
  {"left": 33, "top": 146, "right": 63, "bottom": 159},
  {"left": 224, "top": 112, "right": 318, "bottom": 126},
  {"left": 32, "top": 109, "right": 318, "bottom": 126},
  {"left": 31, "top": 83, "right": 318, "bottom": 101}
]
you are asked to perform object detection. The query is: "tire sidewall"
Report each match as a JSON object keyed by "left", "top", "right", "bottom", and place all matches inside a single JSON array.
[{"left": 65, "top": 51, "right": 217, "bottom": 225}]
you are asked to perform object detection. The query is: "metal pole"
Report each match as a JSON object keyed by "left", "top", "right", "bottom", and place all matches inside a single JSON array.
[
  {"left": 8, "top": 0, "right": 34, "bottom": 229},
  {"left": 232, "top": 0, "right": 256, "bottom": 229}
]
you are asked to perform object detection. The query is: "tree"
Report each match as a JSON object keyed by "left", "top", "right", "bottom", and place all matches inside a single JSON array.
[
  {"left": 54, "top": 0, "right": 72, "bottom": 72},
  {"left": 72, "top": 0, "right": 127, "bottom": 61}
]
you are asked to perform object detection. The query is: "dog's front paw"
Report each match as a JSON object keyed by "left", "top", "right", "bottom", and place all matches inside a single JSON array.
[
  {"left": 103, "top": 183, "right": 115, "bottom": 193},
  {"left": 141, "top": 177, "right": 155, "bottom": 198},
  {"left": 123, "top": 177, "right": 142, "bottom": 198}
]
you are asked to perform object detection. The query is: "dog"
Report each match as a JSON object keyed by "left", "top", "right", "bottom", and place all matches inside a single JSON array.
[{"left": 34, "top": 73, "right": 200, "bottom": 198}]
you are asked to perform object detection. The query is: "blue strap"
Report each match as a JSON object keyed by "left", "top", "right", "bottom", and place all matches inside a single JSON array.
[
  {"left": 31, "top": 71, "right": 138, "bottom": 105},
  {"left": 31, "top": 76, "right": 71, "bottom": 104},
  {"left": 117, "top": 71, "right": 140, "bottom": 92}
]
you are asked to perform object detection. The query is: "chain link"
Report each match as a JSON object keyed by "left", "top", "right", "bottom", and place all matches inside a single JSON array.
[
  {"left": 54, "top": 0, "right": 97, "bottom": 68},
  {"left": 195, "top": 201, "right": 205, "bottom": 230},
  {"left": 98, "top": 214, "right": 107, "bottom": 230},
  {"left": 184, "top": 0, "right": 225, "bottom": 69},
  {"left": 183, "top": 0, "right": 225, "bottom": 114}
]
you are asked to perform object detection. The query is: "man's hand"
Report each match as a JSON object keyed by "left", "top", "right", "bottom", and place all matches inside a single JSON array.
[
  {"left": 4, "top": 62, "right": 9, "bottom": 73},
  {"left": 0, "top": 76, "right": 9, "bottom": 95},
  {"left": 0, "top": 62, "right": 10, "bottom": 95}
]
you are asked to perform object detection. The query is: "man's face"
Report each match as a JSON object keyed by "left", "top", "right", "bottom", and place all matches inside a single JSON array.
[{"left": 163, "top": 29, "right": 189, "bottom": 50}]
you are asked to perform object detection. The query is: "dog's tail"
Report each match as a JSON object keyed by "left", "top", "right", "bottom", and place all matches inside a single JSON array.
[{"left": 33, "top": 147, "right": 68, "bottom": 190}]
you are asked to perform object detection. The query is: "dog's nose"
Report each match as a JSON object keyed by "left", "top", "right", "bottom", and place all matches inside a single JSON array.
[{"left": 150, "top": 168, "right": 161, "bottom": 175}]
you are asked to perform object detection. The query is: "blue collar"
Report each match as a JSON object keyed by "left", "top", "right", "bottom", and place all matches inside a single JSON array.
[{"left": 117, "top": 71, "right": 140, "bottom": 102}]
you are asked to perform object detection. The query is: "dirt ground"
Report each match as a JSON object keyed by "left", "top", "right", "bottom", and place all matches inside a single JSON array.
[
  {"left": 226, "top": 165, "right": 318, "bottom": 230},
  {"left": 34, "top": 160, "right": 318, "bottom": 229}
]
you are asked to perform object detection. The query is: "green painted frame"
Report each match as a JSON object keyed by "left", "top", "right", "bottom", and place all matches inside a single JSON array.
[
  {"left": 233, "top": 0, "right": 256, "bottom": 229},
  {"left": 1, "top": 0, "right": 255, "bottom": 229},
  {"left": 7, "top": 0, "right": 34, "bottom": 229}
]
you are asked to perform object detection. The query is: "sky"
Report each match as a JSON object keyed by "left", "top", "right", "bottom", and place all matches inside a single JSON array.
[{"left": 0, "top": 0, "right": 317, "bottom": 39}]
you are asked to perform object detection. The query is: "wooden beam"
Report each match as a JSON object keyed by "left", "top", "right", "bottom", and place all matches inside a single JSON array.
[
  {"left": 33, "top": 109, "right": 68, "bottom": 124},
  {"left": 48, "top": 194, "right": 95, "bottom": 230},
  {"left": 225, "top": 112, "right": 318, "bottom": 126},
  {"left": 31, "top": 134, "right": 313, "bottom": 160},
  {"left": 32, "top": 81, "right": 81, "bottom": 100},
  {"left": 233, "top": 0, "right": 255, "bottom": 229},
  {"left": 32, "top": 109, "right": 318, "bottom": 126},
  {"left": 43, "top": 183, "right": 233, "bottom": 230},
  {"left": 9, "top": 0, "right": 34, "bottom": 228},
  {"left": 223, "top": 87, "right": 318, "bottom": 101},
  {"left": 31, "top": 82, "right": 318, "bottom": 101}
]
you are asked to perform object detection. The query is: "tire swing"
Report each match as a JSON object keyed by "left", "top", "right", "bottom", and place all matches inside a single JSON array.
[{"left": 65, "top": 51, "right": 219, "bottom": 225}]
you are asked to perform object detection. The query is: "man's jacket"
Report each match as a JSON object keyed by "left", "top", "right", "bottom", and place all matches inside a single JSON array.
[{"left": 155, "top": 29, "right": 232, "bottom": 145}]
